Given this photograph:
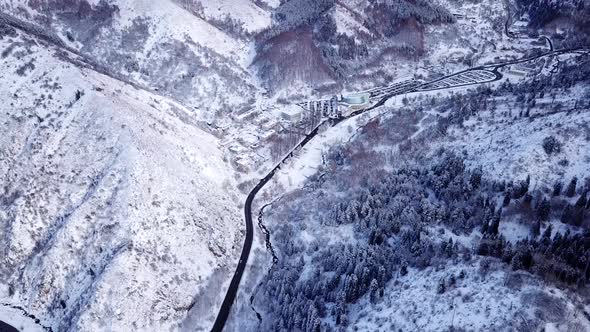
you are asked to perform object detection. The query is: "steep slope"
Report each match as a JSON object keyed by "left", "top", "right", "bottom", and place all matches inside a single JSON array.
[
  {"left": 189, "top": 0, "right": 272, "bottom": 34},
  {"left": 0, "top": 0, "right": 269, "bottom": 121},
  {"left": 0, "top": 26, "right": 243, "bottom": 331},
  {"left": 243, "top": 56, "right": 590, "bottom": 330},
  {"left": 253, "top": 0, "right": 455, "bottom": 93}
]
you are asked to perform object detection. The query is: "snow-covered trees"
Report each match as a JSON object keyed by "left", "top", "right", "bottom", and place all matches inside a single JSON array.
[
  {"left": 565, "top": 176, "right": 578, "bottom": 197},
  {"left": 258, "top": 137, "right": 590, "bottom": 327},
  {"left": 254, "top": 58, "right": 590, "bottom": 328},
  {"left": 257, "top": 149, "right": 516, "bottom": 328},
  {"left": 542, "top": 136, "right": 562, "bottom": 155},
  {"left": 517, "top": 0, "right": 590, "bottom": 35}
]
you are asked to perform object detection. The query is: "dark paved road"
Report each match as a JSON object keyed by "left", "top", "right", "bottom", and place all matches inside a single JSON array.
[
  {"left": 210, "top": 122, "right": 326, "bottom": 332},
  {"left": 0, "top": 320, "right": 18, "bottom": 332},
  {"left": 210, "top": 47, "right": 589, "bottom": 331}
]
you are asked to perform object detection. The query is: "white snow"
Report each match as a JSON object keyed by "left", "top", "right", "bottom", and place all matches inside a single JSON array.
[
  {"left": 114, "top": 0, "right": 245, "bottom": 60},
  {"left": 0, "top": 305, "right": 45, "bottom": 332},
  {"left": 350, "top": 260, "right": 590, "bottom": 331},
  {"left": 332, "top": 4, "right": 372, "bottom": 40},
  {"left": 199, "top": 0, "right": 272, "bottom": 33},
  {"left": 0, "top": 28, "right": 243, "bottom": 332}
]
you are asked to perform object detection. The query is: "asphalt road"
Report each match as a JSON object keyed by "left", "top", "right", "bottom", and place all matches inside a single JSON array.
[
  {"left": 210, "top": 47, "right": 589, "bottom": 331},
  {"left": 210, "top": 122, "right": 326, "bottom": 332},
  {"left": 0, "top": 320, "right": 18, "bottom": 332},
  {"left": 2, "top": 9, "right": 585, "bottom": 332}
]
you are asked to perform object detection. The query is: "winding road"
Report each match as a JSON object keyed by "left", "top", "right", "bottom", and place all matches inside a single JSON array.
[
  {"left": 210, "top": 122, "right": 327, "bottom": 332},
  {"left": 0, "top": 320, "right": 18, "bottom": 332},
  {"left": 210, "top": 47, "right": 589, "bottom": 331},
  {"left": 0, "top": 10, "right": 586, "bottom": 332}
]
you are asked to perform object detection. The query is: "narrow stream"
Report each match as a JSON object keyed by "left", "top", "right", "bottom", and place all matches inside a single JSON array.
[{"left": 249, "top": 202, "right": 279, "bottom": 324}]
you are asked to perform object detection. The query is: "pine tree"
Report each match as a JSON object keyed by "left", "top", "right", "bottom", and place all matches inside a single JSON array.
[
  {"left": 561, "top": 204, "right": 572, "bottom": 224},
  {"left": 437, "top": 278, "right": 446, "bottom": 294},
  {"left": 400, "top": 264, "right": 408, "bottom": 276},
  {"left": 446, "top": 237, "right": 454, "bottom": 258},
  {"left": 512, "top": 178, "right": 529, "bottom": 199},
  {"left": 531, "top": 220, "right": 541, "bottom": 237},
  {"left": 575, "top": 191, "right": 587, "bottom": 209},
  {"left": 513, "top": 243, "right": 534, "bottom": 270},
  {"left": 572, "top": 203, "right": 585, "bottom": 226},
  {"left": 503, "top": 192, "right": 511, "bottom": 207},
  {"left": 553, "top": 181, "right": 562, "bottom": 196},
  {"left": 481, "top": 220, "right": 489, "bottom": 234},
  {"left": 523, "top": 193, "right": 533, "bottom": 208},
  {"left": 565, "top": 177, "right": 578, "bottom": 197},
  {"left": 489, "top": 213, "right": 501, "bottom": 235},
  {"left": 335, "top": 292, "right": 346, "bottom": 325},
  {"left": 536, "top": 198, "right": 551, "bottom": 221},
  {"left": 369, "top": 279, "right": 379, "bottom": 304},
  {"left": 542, "top": 224, "right": 553, "bottom": 240},
  {"left": 449, "top": 274, "right": 456, "bottom": 287},
  {"left": 470, "top": 167, "right": 482, "bottom": 189},
  {"left": 306, "top": 305, "right": 321, "bottom": 332}
]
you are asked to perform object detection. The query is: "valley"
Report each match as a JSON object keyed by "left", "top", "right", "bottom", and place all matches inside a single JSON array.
[{"left": 1, "top": 0, "right": 589, "bottom": 331}]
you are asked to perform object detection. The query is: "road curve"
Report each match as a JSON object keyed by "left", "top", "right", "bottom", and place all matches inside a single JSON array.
[
  {"left": 210, "top": 122, "right": 326, "bottom": 332},
  {"left": 210, "top": 47, "right": 589, "bottom": 331},
  {"left": 0, "top": 320, "right": 18, "bottom": 332}
]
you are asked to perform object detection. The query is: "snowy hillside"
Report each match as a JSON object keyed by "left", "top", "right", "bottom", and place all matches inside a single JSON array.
[
  {"left": 0, "top": 0, "right": 589, "bottom": 331},
  {"left": 196, "top": 0, "right": 272, "bottom": 34},
  {"left": 238, "top": 63, "right": 590, "bottom": 330},
  {"left": 0, "top": 26, "right": 243, "bottom": 331},
  {"left": 0, "top": 0, "right": 265, "bottom": 120}
]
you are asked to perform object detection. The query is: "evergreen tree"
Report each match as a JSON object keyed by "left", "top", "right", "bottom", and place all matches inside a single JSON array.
[
  {"left": 503, "top": 192, "right": 511, "bottom": 207},
  {"left": 480, "top": 220, "right": 489, "bottom": 234},
  {"left": 571, "top": 202, "right": 585, "bottom": 226},
  {"left": 542, "top": 224, "right": 553, "bottom": 240},
  {"left": 470, "top": 167, "right": 482, "bottom": 189},
  {"left": 449, "top": 274, "right": 456, "bottom": 287},
  {"left": 531, "top": 220, "right": 541, "bottom": 238},
  {"left": 512, "top": 177, "right": 530, "bottom": 199},
  {"left": 575, "top": 191, "right": 587, "bottom": 209},
  {"left": 489, "top": 213, "right": 500, "bottom": 235},
  {"left": 542, "top": 136, "right": 561, "bottom": 155},
  {"left": 523, "top": 193, "right": 533, "bottom": 208},
  {"left": 561, "top": 204, "right": 573, "bottom": 224},
  {"left": 400, "top": 264, "right": 408, "bottom": 276},
  {"left": 369, "top": 279, "right": 379, "bottom": 304},
  {"left": 565, "top": 177, "right": 578, "bottom": 197},
  {"left": 437, "top": 278, "right": 446, "bottom": 294},
  {"left": 335, "top": 292, "right": 346, "bottom": 325},
  {"left": 553, "top": 181, "right": 562, "bottom": 196},
  {"left": 511, "top": 247, "right": 533, "bottom": 271},
  {"left": 536, "top": 198, "right": 551, "bottom": 221}
]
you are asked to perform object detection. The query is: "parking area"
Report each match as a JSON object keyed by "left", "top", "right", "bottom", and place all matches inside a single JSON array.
[{"left": 417, "top": 69, "right": 498, "bottom": 90}]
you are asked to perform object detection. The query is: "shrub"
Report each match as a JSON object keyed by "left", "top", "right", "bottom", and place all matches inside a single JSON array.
[{"left": 542, "top": 136, "right": 561, "bottom": 155}]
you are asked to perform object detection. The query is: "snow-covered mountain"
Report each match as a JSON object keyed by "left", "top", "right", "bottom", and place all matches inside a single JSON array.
[
  {"left": 1, "top": 0, "right": 589, "bottom": 331},
  {"left": 0, "top": 0, "right": 267, "bottom": 122},
  {"left": 0, "top": 22, "right": 244, "bottom": 331}
]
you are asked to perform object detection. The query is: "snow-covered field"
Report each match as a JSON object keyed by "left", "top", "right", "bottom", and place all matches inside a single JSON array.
[
  {"left": 198, "top": 0, "right": 272, "bottom": 34},
  {"left": 442, "top": 84, "right": 590, "bottom": 187},
  {"left": 351, "top": 260, "right": 590, "bottom": 331}
]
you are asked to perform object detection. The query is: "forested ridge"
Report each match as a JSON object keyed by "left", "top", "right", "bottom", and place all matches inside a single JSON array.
[{"left": 254, "top": 58, "right": 590, "bottom": 331}]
